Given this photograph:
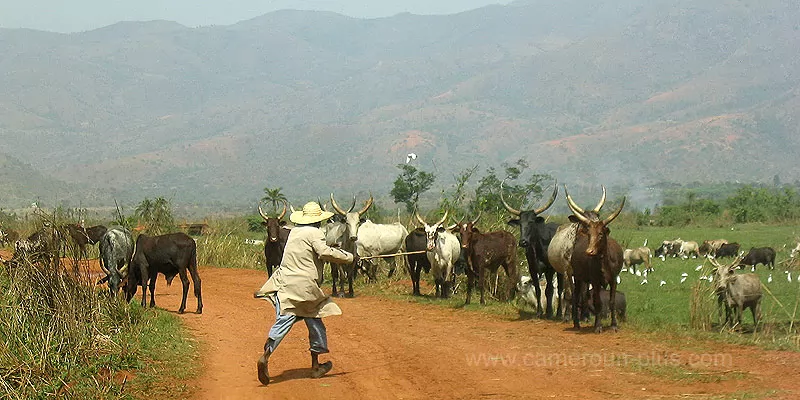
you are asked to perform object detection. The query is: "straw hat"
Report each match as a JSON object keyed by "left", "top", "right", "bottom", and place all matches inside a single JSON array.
[{"left": 290, "top": 201, "right": 334, "bottom": 224}]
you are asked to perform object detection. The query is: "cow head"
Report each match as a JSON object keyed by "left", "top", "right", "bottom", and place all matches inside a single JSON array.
[
  {"left": 258, "top": 200, "right": 288, "bottom": 243},
  {"left": 414, "top": 210, "right": 450, "bottom": 251},
  {"left": 503, "top": 179, "right": 558, "bottom": 249},
  {"left": 455, "top": 213, "right": 482, "bottom": 250},
  {"left": 565, "top": 186, "right": 625, "bottom": 257},
  {"left": 331, "top": 193, "right": 373, "bottom": 242}
]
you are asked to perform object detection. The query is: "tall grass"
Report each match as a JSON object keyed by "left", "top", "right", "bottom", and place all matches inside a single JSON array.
[
  {"left": 194, "top": 218, "right": 264, "bottom": 270},
  {"left": 0, "top": 234, "right": 197, "bottom": 398}
]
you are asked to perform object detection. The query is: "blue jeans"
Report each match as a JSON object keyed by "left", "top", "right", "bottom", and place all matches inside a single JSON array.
[{"left": 267, "top": 295, "right": 329, "bottom": 354}]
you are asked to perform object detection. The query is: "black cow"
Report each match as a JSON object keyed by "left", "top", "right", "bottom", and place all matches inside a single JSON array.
[
  {"left": 455, "top": 215, "right": 518, "bottom": 306},
  {"left": 565, "top": 187, "right": 626, "bottom": 333},
  {"left": 715, "top": 242, "right": 740, "bottom": 259},
  {"left": 739, "top": 247, "right": 776, "bottom": 270},
  {"left": 404, "top": 228, "right": 430, "bottom": 296},
  {"left": 258, "top": 201, "right": 291, "bottom": 277},
  {"left": 125, "top": 232, "right": 203, "bottom": 314},
  {"left": 503, "top": 180, "right": 562, "bottom": 318}
]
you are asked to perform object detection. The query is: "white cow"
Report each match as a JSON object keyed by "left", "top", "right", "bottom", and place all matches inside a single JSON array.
[
  {"left": 356, "top": 220, "right": 409, "bottom": 280},
  {"left": 415, "top": 211, "right": 460, "bottom": 298}
]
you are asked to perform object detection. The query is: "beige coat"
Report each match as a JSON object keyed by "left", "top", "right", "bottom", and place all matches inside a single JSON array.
[{"left": 256, "top": 225, "right": 353, "bottom": 318}]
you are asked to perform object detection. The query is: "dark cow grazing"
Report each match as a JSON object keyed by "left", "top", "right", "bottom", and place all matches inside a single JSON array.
[
  {"left": 715, "top": 242, "right": 741, "bottom": 259},
  {"left": 404, "top": 228, "right": 431, "bottom": 296},
  {"left": 654, "top": 239, "right": 682, "bottom": 259},
  {"left": 586, "top": 289, "right": 627, "bottom": 322},
  {"left": 565, "top": 187, "right": 625, "bottom": 333},
  {"left": 98, "top": 226, "right": 134, "bottom": 295},
  {"left": 125, "top": 232, "right": 203, "bottom": 314},
  {"left": 699, "top": 239, "right": 728, "bottom": 257},
  {"left": 64, "top": 224, "right": 107, "bottom": 258},
  {"left": 455, "top": 214, "right": 518, "bottom": 306},
  {"left": 329, "top": 193, "right": 373, "bottom": 297},
  {"left": 502, "top": 179, "right": 562, "bottom": 318},
  {"left": 739, "top": 247, "right": 776, "bottom": 270},
  {"left": 258, "top": 201, "right": 291, "bottom": 277}
]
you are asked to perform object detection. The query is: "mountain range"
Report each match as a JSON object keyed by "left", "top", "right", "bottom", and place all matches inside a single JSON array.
[{"left": 1, "top": 0, "right": 798, "bottom": 210}]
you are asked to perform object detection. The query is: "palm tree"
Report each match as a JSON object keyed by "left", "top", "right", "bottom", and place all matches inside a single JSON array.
[{"left": 262, "top": 187, "right": 287, "bottom": 214}]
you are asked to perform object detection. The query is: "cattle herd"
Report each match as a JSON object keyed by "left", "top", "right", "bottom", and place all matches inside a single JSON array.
[{"left": 0, "top": 184, "right": 792, "bottom": 333}]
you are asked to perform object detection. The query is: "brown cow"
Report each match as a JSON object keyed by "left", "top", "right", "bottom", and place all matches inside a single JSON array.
[
  {"left": 566, "top": 187, "right": 625, "bottom": 333},
  {"left": 64, "top": 224, "right": 107, "bottom": 259},
  {"left": 258, "top": 200, "right": 291, "bottom": 277},
  {"left": 455, "top": 214, "right": 518, "bottom": 306}
]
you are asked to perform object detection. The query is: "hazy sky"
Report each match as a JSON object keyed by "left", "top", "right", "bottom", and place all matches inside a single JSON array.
[{"left": 0, "top": 0, "right": 514, "bottom": 33}]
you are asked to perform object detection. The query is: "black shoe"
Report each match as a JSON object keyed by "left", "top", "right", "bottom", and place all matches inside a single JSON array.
[
  {"left": 257, "top": 350, "right": 271, "bottom": 385},
  {"left": 310, "top": 361, "right": 332, "bottom": 379}
]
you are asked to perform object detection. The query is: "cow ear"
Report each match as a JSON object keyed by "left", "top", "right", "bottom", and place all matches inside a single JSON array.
[
  {"left": 535, "top": 216, "right": 544, "bottom": 223},
  {"left": 568, "top": 215, "right": 580, "bottom": 223},
  {"left": 507, "top": 219, "right": 519, "bottom": 226},
  {"left": 279, "top": 221, "right": 287, "bottom": 226},
  {"left": 261, "top": 221, "right": 267, "bottom": 226},
  {"left": 359, "top": 217, "right": 366, "bottom": 224},
  {"left": 437, "top": 226, "right": 445, "bottom": 233}
]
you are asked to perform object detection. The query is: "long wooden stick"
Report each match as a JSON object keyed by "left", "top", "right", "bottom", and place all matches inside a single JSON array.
[{"left": 359, "top": 250, "right": 427, "bottom": 260}]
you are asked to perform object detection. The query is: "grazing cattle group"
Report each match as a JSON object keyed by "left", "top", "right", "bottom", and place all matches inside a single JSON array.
[{"left": 4, "top": 181, "right": 789, "bottom": 337}]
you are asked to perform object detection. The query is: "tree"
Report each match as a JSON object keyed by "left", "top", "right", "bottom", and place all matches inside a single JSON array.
[
  {"left": 135, "top": 197, "right": 175, "bottom": 234},
  {"left": 262, "top": 187, "right": 287, "bottom": 214},
  {"left": 390, "top": 164, "right": 435, "bottom": 213},
  {"left": 472, "top": 159, "right": 551, "bottom": 213}
]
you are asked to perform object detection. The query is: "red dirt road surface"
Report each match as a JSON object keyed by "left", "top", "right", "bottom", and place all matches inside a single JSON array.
[{"left": 130, "top": 266, "right": 800, "bottom": 399}]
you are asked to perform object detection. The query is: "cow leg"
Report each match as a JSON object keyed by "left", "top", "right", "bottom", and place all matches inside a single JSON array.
[
  {"left": 465, "top": 269, "right": 474, "bottom": 305},
  {"left": 178, "top": 268, "right": 190, "bottom": 314},
  {"left": 591, "top": 284, "right": 603, "bottom": 333},
  {"left": 572, "top": 280, "right": 583, "bottom": 330},
  {"left": 346, "top": 265, "right": 355, "bottom": 298},
  {"left": 139, "top": 269, "right": 149, "bottom": 309},
  {"left": 189, "top": 267, "right": 203, "bottom": 314},
  {"left": 554, "top": 272, "right": 564, "bottom": 319},
  {"left": 609, "top": 279, "right": 618, "bottom": 332},
  {"left": 410, "top": 262, "right": 420, "bottom": 296},
  {"left": 544, "top": 269, "right": 555, "bottom": 319},
  {"left": 149, "top": 276, "right": 157, "bottom": 308},
  {"left": 331, "top": 265, "right": 339, "bottom": 297}
]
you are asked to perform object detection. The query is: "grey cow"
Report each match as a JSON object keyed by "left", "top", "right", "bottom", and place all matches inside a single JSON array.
[
  {"left": 98, "top": 226, "right": 134, "bottom": 296},
  {"left": 711, "top": 256, "right": 762, "bottom": 330}
]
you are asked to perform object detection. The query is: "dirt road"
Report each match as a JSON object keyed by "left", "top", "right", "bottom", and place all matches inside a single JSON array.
[{"left": 128, "top": 266, "right": 800, "bottom": 400}]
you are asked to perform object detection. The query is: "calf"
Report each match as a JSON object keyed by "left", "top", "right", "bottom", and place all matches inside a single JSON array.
[
  {"left": 125, "top": 232, "right": 203, "bottom": 314},
  {"left": 586, "top": 289, "right": 627, "bottom": 322},
  {"left": 711, "top": 257, "right": 762, "bottom": 329},
  {"left": 456, "top": 215, "right": 518, "bottom": 306},
  {"left": 678, "top": 241, "right": 700, "bottom": 259},
  {"left": 739, "top": 247, "right": 776, "bottom": 270},
  {"left": 623, "top": 247, "right": 652, "bottom": 274},
  {"left": 715, "top": 242, "right": 740, "bottom": 259}
]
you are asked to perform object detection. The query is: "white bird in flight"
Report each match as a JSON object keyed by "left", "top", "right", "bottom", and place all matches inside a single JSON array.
[{"left": 405, "top": 153, "right": 417, "bottom": 164}]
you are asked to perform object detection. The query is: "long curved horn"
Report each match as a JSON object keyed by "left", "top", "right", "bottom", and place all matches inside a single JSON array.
[
  {"left": 330, "top": 193, "right": 347, "bottom": 215},
  {"left": 564, "top": 185, "right": 585, "bottom": 215},
  {"left": 258, "top": 202, "right": 269, "bottom": 221},
  {"left": 564, "top": 186, "right": 591, "bottom": 224},
  {"left": 435, "top": 210, "right": 449, "bottom": 227},
  {"left": 602, "top": 196, "right": 626, "bottom": 225},
  {"left": 592, "top": 185, "right": 607, "bottom": 213},
  {"left": 119, "top": 264, "right": 128, "bottom": 277},
  {"left": 347, "top": 195, "right": 356, "bottom": 213},
  {"left": 357, "top": 193, "right": 374, "bottom": 216},
  {"left": 446, "top": 216, "right": 464, "bottom": 231},
  {"left": 534, "top": 180, "right": 558, "bottom": 215},
  {"left": 500, "top": 179, "right": 521, "bottom": 216},
  {"left": 471, "top": 211, "right": 482, "bottom": 226},
  {"left": 415, "top": 210, "right": 427, "bottom": 226},
  {"left": 278, "top": 200, "right": 287, "bottom": 220}
]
